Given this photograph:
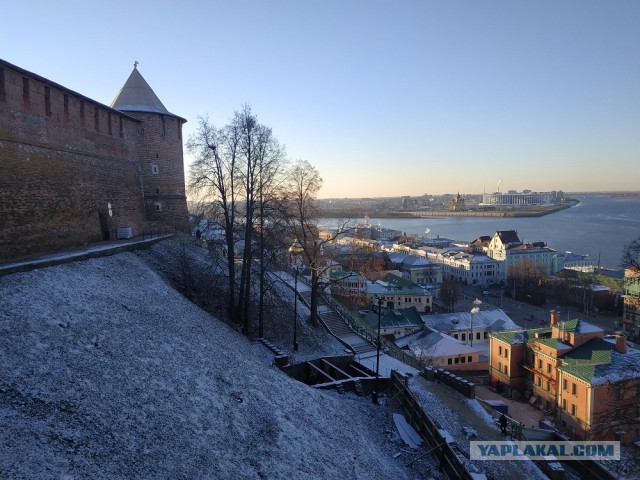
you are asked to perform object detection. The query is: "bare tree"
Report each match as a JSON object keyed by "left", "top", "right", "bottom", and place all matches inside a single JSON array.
[
  {"left": 282, "top": 159, "right": 351, "bottom": 327},
  {"left": 188, "top": 115, "right": 239, "bottom": 322},
  {"left": 507, "top": 258, "right": 547, "bottom": 305},
  {"left": 621, "top": 237, "right": 640, "bottom": 271},
  {"left": 188, "top": 107, "right": 285, "bottom": 335},
  {"left": 440, "top": 278, "right": 458, "bottom": 312}
]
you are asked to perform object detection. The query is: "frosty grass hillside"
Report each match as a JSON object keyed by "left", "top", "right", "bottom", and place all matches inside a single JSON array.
[{"left": 0, "top": 251, "right": 413, "bottom": 479}]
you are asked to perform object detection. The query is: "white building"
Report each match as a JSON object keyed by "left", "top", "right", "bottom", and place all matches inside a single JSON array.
[
  {"left": 555, "top": 251, "right": 595, "bottom": 273},
  {"left": 481, "top": 191, "right": 552, "bottom": 206},
  {"left": 483, "top": 230, "right": 556, "bottom": 279},
  {"left": 396, "top": 329, "right": 483, "bottom": 370},
  {"left": 420, "top": 309, "right": 520, "bottom": 345},
  {"left": 424, "top": 249, "right": 501, "bottom": 287}
]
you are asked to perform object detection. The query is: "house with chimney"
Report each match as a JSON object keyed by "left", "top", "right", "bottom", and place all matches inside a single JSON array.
[{"left": 489, "top": 311, "right": 640, "bottom": 442}]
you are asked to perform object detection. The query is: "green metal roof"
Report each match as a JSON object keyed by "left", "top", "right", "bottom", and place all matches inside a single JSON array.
[
  {"left": 557, "top": 338, "right": 613, "bottom": 383},
  {"left": 490, "top": 327, "right": 550, "bottom": 345}
]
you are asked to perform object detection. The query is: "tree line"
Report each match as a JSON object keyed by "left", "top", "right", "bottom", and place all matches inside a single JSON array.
[{"left": 187, "top": 106, "right": 346, "bottom": 341}]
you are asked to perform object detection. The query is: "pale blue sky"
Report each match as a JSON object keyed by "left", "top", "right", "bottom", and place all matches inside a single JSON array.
[{"left": 2, "top": 1, "right": 639, "bottom": 198}]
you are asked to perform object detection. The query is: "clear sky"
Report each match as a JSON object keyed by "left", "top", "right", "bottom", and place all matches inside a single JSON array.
[{"left": 2, "top": 1, "right": 639, "bottom": 198}]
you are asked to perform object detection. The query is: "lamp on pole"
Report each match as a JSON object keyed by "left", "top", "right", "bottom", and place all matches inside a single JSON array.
[
  {"left": 373, "top": 296, "right": 384, "bottom": 404},
  {"left": 289, "top": 240, "right": 304, "bottom": 352},
  {"left": 470, "top": 298, "right": 482, "bottom": 347}
]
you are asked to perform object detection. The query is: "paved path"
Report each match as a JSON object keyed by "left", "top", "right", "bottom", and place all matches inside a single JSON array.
[
  {"left": 0, "top": 236, "right": 172, "bottom": 275},
  {"left": 475, "top": 385, "right": 547, "bottom": 429}
]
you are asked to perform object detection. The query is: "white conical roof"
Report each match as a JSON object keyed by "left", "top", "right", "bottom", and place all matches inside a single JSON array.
[{"left": 111, "top": 63, "right": 170, "bottom": 114}]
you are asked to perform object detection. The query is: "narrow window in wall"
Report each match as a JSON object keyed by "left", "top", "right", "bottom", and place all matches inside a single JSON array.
[
  {"left": 94, "top": 106, "right": 100, "bottom": 131},
  {"left": 0, "top": 68, "right": 5, "bottom": 102},
  {"left": 151, "top": 164, "right": 159, "bottom": 175},
  {"left": 63, "top": 94, "right": 69, "bottom": 121},
  {"left": 44, "top": 86, "right": 51, "bottom": 116},
  {"left": 154, "top": 202, "right": 163, "bottom": 212},
  {"left": 22, "top": 77, "right": 30, "bottom": 108}
]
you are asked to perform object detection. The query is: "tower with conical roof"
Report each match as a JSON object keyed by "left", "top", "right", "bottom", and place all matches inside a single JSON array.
[{"left": 111, "top": 63, "right": 188, "bottom": 228}]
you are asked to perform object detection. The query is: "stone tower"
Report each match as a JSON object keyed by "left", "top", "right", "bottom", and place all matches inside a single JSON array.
[{"left": 111, "top": 64, "right": 189, "bottom": 229}]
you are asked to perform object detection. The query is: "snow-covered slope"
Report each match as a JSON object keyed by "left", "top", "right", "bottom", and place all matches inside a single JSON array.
[{"left": 0, "top": 253, "right": 410, "bottom": 479}]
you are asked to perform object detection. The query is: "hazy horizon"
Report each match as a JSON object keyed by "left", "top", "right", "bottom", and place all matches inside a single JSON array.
[{"left": 3, "top": 1, "right": 638, "bottom": 198}]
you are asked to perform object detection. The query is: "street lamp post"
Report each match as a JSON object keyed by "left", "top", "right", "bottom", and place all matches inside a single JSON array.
[
  {"left": 373, "top": 296, "right": 383, "bottom": 404},
  {"left": 289, "top": 240, "right": 304, "bottom": 353},
  {"left": 470, "top": 298, "right": 482, "bottom": 347},
  {"left": 292, "top": 265, "right": 299, "bottom": 352}
]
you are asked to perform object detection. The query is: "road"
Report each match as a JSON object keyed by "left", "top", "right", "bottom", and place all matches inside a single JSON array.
[{"left": 454, "top": 285, "right": 621, "bottom": 335}]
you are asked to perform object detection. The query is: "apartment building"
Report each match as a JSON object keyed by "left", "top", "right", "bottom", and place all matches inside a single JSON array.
[
  {"left": 623, "top": 268, "right": 640, "bottom": 342},
  {"left": 489, "top": 311, "right": 640, "bottom": 442},
  {"left": 365, "top": 274, "right": 433, "bottom": 313}
]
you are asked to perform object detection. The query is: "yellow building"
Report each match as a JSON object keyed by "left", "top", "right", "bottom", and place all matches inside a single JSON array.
[{"left": 489, "top": 311, "right": 640, "bottom": 442}]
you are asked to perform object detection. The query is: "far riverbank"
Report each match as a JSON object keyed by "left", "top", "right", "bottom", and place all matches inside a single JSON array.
[{"left": 319, "top": 200, "right": 579, "bottom": 219}]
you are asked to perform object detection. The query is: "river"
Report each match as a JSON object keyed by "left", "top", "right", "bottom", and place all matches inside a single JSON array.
[{"left": 325, "top": 195, "right": 640, "bottom": 270}]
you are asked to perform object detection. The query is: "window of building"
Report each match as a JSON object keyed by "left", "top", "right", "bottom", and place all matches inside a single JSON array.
[
  {"left": 44, "top": 86, "right": 51, "bottom": 116},
  {"left": 499, "top": 346, "right": 502, "bottom": 356},
  {"left": 505, "top": 349, "right": 509, "bottom": 359},
  {"left": 154, "top": 202, "right": 162, "bottom": 212},
  {"left": 454, "top": 357, "right": 459, "bottom": 364},
  {"left": 484, "top": 332, "right": 488, "bottom": 339},
  {"left": 572, "top": 383, "right": 576, "bottom": 395},
  {"left": 504, "top": 365, "right": 508, "bottom": 376},
  {"left": 537, "top": 376, "right": 541, "bottom": 386},
  {"left": 461, "top": 357, "right": 466, "bottom": 364},
  {"left": 546, "top": 381, "right": 550, "bottom": 391},
  {"left": 538, "top": 359, "right": 542, "bottom": 369},
  {"left": 0, "top": 68, "right": 5, "bottom": 101},
  {"left": 151, "top": 164, "right": 159, "bottom": 175},
  {"left": 476, "top": 332, "right": 481, "bottom": 340},
  {"left": 562, "top": 399, "right": 567, "bottom": 410},
  {"left": 563, "top": 379, "right": 567, "bottom": 390},
  {"left": 461, "top": 333, "right": 466, "bottom": 341},
  {"left": 498, "top": 362, "right": 502, "bottom": 372},
  {"left": 447, "top": 358, "right": 452, "bottom": 365},
  {"left": 571, "top": 404, "right": 576, "bottom": 416},
  {"left": 547, "top": 363, "right": 551, "bottom": 374}
]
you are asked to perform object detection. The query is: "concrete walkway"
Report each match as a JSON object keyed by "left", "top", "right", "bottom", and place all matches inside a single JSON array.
[
  {"left": 0, "top": 235, "right": 172, "bottom": 276},
  {"left": 476, "top": 385, "right": 547, "bottom": 429}
]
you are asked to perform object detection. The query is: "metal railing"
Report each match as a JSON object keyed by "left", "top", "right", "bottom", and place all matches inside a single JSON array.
[{"left": 324, "top": 295, "right": 423, "bottom": 370}]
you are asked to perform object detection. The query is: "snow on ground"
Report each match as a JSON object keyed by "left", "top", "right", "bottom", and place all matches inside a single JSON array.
[
  {"left": 0, "top": 252, "right": 422, "bottom": 479},
  {"left": 409, "top": 377, "right": 547, "bottom": 480}
]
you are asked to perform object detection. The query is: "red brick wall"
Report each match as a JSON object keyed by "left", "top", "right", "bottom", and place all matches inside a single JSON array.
[{"left": 0, "top": 60, "right": 188, "bottom": 260}]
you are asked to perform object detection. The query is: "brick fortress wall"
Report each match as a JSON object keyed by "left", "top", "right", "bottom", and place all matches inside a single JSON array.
[{"left": 0, "top": 60, "right": 189, "bottom": 260}]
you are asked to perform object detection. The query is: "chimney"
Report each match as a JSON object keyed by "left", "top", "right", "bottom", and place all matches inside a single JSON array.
[
  {"left": 550, "top": 310, "right": 560, "bottom": 327},
  {"left": 614, "top": 332, "right": 627, "bottom": 354}
]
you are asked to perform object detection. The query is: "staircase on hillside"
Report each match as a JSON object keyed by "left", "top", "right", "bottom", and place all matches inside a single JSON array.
[{"left": 296, "top": 284, "right": 376, "bottom": 355}]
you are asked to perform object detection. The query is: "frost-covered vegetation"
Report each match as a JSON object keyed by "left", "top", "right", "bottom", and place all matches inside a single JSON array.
[{"left": 0, "top": 244, "right": 421, "bottom": 479}]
